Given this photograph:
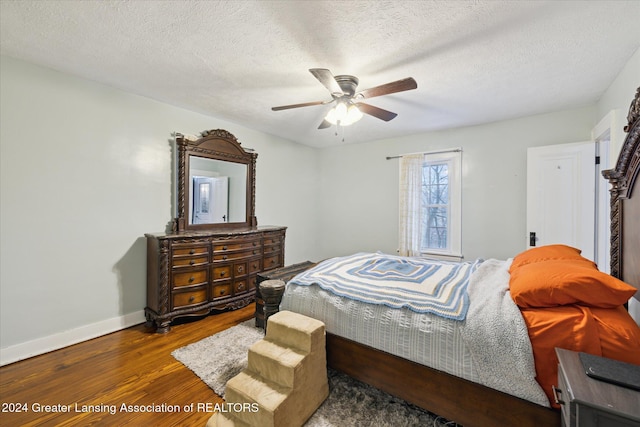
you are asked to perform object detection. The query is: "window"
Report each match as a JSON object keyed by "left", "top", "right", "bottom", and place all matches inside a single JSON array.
[
  {"left": 422, "top": 161, "right": 449, "bottom": 250},
  {"left": 399, "top": 150, "right": 462, "bottom": 259}
]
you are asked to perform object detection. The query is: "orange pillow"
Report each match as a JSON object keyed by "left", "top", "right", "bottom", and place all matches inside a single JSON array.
[
  {"left": 509, "top": 259, "right": 637, "bottom": 308},
  {"left": 509, "top": 244, "right": 593, "bottom": 272},
  {"left": 590, "top": 306, "right": 640, "bottom": 365}
]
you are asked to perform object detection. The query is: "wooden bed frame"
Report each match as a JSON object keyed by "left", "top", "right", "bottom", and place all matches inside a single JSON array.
[
  {"left": 603, "top": 87, "right": 640, "bottom": 302},
  {"left": 325, "top": 87, "right": 640, "bottom": 427}
]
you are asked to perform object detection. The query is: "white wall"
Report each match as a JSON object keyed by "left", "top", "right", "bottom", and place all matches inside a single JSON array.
[
  {"left": 0, "top": 56, "right": 319, "bottom": 364},
  {"left": 316, "top": 106, "right": 597, "bottom": 261},
  {"left": 597, "top": 47, "right": 640, "bottom": 157}
]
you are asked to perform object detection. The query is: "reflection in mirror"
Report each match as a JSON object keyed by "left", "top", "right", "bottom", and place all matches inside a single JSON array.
[
  {"left": 192, "top": 176, "right": 224, "bottom": 224},
  {"left": 188, "top": 157, "right": 247, "bottom": 225}
]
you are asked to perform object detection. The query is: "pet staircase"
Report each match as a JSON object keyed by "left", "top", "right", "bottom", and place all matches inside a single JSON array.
[{"left": 207, "top": 311, "right": 329, "bottom": 427}]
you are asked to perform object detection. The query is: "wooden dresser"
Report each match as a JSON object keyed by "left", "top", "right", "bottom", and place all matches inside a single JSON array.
[{"left": 145, "top": 226, "right": 286, "bottom": 332}]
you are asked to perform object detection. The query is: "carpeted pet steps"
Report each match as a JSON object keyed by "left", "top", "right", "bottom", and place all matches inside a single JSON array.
[
  {"left": 207, "top": 311, "right": 329, "bottom": 427},
  {"left": 246, "top": 339, "right": 306, "bottom": 388}
]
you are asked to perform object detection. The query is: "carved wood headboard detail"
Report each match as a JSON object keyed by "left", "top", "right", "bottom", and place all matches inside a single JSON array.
[{"left": 603, "top": 87, "right": 640, "bottom": 300}]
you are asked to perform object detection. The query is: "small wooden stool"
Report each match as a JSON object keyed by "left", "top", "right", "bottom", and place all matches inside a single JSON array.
[{"left": 260, "top": 279, "right": 286, "bottom": 332}]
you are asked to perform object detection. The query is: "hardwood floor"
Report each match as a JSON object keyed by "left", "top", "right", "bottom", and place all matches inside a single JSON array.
[{"left": 0, "top": 305, "right": 255, "bottom": 427}]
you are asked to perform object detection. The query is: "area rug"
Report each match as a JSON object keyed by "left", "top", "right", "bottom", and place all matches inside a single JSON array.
[{"left": 172, "top": 320, "right": 459, "bottom": 426}]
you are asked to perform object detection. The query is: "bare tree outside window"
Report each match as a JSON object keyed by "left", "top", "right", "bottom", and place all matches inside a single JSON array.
[
  {"left": 399, "top": 149, "right": 460, "bottom": 259},
  {"left": 421, "top": 162, "right": 449, "bottom": 250}
]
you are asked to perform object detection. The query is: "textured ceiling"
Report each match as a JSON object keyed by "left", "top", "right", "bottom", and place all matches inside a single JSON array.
[{"left": 1, "top": 1, "right": 639, "bottom": 147}]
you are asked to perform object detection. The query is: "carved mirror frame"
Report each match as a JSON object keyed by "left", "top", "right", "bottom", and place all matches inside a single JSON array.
[{"left": 174, "top": 129, "right": 257, "bottom": 232}]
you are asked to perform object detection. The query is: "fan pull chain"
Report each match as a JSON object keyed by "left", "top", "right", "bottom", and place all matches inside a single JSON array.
[{"left": 333, "top": 122, "right": 347, "bottom": 142}]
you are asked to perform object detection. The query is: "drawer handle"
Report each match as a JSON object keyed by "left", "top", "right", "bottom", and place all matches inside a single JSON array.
[
  {"left": 189, "top": 249, "right": 195, "bottom": 255},
  {"left": 552, "top": 385, "right": 564, "bottom": 405},
  {"left": 220, "top": 289, "right": 226, "bottom": 295},
  {"left": 189, "top": 260, "right": 195, "bottom": 266},
  {"left": 237, "top": 283, "right": 245, "bottom": 291},
  {"left": 271, "top": 259, "right": 276, "bottom": 265},
  {"left": 189, "top": 276, "right": 195, "bottom": 283},
  {"left": 189, "top": 295, "right": 195, "bottom": 303},
  {"left": 220, "top": 271, "right": 226, "bottom": 277},
  {"left": 223, "top": 255, "right": 228, "bottom": 260},
  {"left": 253, "top": 263, "right": 258, "bottom": 268},
  {"left": 238, "top": 266, "right": 244, "bottom": 273},
  {"left": 223, "top": 245, "right": 228, "bottom": 250},
  {"left": 253, "top": 250, "right": 258, "bottom": 255},
  {"left": 253, "top": 241, "right": 257, "bottom": 246}
]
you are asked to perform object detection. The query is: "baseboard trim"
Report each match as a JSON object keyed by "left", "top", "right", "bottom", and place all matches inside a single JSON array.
[{"left": 0, "top": 310, "right": 146, "bottom": 366}]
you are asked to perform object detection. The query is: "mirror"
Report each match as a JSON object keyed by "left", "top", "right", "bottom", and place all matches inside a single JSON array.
[
  {"left": 174, "top": 129, "right": 257, "bottom": 232},
  {"left": 190, "top": 157, "right": 247, "bottom": 224}
]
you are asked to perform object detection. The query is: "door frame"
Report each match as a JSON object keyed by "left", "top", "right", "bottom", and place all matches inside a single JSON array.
[{"left": 591, "top": 109, "right": 625, "bottom": 273}]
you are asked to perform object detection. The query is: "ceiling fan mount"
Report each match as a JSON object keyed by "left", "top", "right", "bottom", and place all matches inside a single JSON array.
[
  {"left": 333, "top": 75, "right": 359, "bottom": 97},
  {"left": 271, "top": 68, "right": 417, "bottom": 129}
]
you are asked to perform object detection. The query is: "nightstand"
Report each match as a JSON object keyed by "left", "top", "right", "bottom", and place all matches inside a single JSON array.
[{"left": 555, "top": 348, "right": 640, "bottom": 427}]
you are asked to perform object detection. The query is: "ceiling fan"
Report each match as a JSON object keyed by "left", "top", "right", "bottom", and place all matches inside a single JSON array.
[{"left": 271, "top": 68, "right": 417, "bottom": 129}]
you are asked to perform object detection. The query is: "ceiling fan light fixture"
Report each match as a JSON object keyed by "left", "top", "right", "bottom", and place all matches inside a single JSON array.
[
  {"left": 325, "top": 102, "right": 362, "bottom": 126},
  {"left": 325, "top": 107, "right": 338, "bottom": 125},
  {"left": 345, "top": 104, "right": 363, "bottom": 124},
  {"left": 272, "top": 69, "right": 416, "bottom": 131}
]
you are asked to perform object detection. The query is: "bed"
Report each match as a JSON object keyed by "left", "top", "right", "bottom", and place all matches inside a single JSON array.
[{"left": 280, "top": 88, "right": 640, "bottom": 427}]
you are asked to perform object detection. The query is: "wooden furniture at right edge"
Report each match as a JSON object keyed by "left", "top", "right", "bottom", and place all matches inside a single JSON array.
[
  {"left": 603, "top": 87, "right": 640, "bottom": 300},
  {"left": 325, "top": 87, "right": 640, "bottom": 427},
  {"left": 555, "top": 348, "right": 640, "bottom": 427}
]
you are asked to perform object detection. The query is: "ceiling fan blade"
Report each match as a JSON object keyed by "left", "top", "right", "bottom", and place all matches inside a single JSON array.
[
  {"left": 318, "top": 119, "right": 332, "bottom": 129},
  {"left": 309, "top": 68, "right": 344, "bottom": 96},
  {"left": 357, "top": 103, "right": 398, "bottom": 121},
  {"left": 271, "top": 100, "right": 330, "bottom": 111},
  {"left": 357, "top": 77, "right": 417, "bottom": 99}
]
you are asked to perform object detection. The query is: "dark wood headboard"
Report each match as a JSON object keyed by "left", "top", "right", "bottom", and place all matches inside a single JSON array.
[{"left": 603, "top": 87, "right": 640, "bottom": 301}]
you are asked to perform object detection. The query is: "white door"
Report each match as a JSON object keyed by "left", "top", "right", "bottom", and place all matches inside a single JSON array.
[
  {"left": 192, "top": 176, "right": 229, "bottom": 224},
  {"left": 211, "top": 176, "right": 229, "bottom": 222},
  {"left": 526, "top": 141, "right": 596, "bottom": 261}
]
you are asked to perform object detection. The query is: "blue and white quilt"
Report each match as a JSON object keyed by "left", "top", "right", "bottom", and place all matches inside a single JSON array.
[{"left": 288, "top": 252, "right": 483, "bottom": 320}]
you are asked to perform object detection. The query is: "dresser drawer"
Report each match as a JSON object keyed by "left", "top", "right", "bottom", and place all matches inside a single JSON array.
[
  {"left": 248, "top": 258, "right": 261, "bottom": 274},
  {"left": 172, "top": 255, "right": 208, "bottom": 268},
  {"left": 213, "top": 249, "right": 260, "bottom": 262},
  {"left": 263, "top": 254, "right": 282, "bottom": 270},
  {"left": 234, "top": 279, "right": 248, "bottom": 294},
  {"left": 213, "top": 238, "right": 260, "bottom": 252},
  {"left": 264, "top": 244, "right": 282, "bottom": 255},
  {"left": 212, "top": 265, "right": 231, "bottom": 281},
  {"left": 173, "top": 245, "right": 209, "bottom": 257},
  {"left": 234, "top": 262, "right": 248, "bottom": 277},
  {"left": 172, "top": 288, "right": 207, "bottom": 309},
  {"left": 212, "top": 283, "right": 232, "bottom": 299},
  {"left": 263, "top": 233, "right": 284, "bottom": 245},
  {"left": 172, "top": 269, "right": 208, "bottom": 288}
]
